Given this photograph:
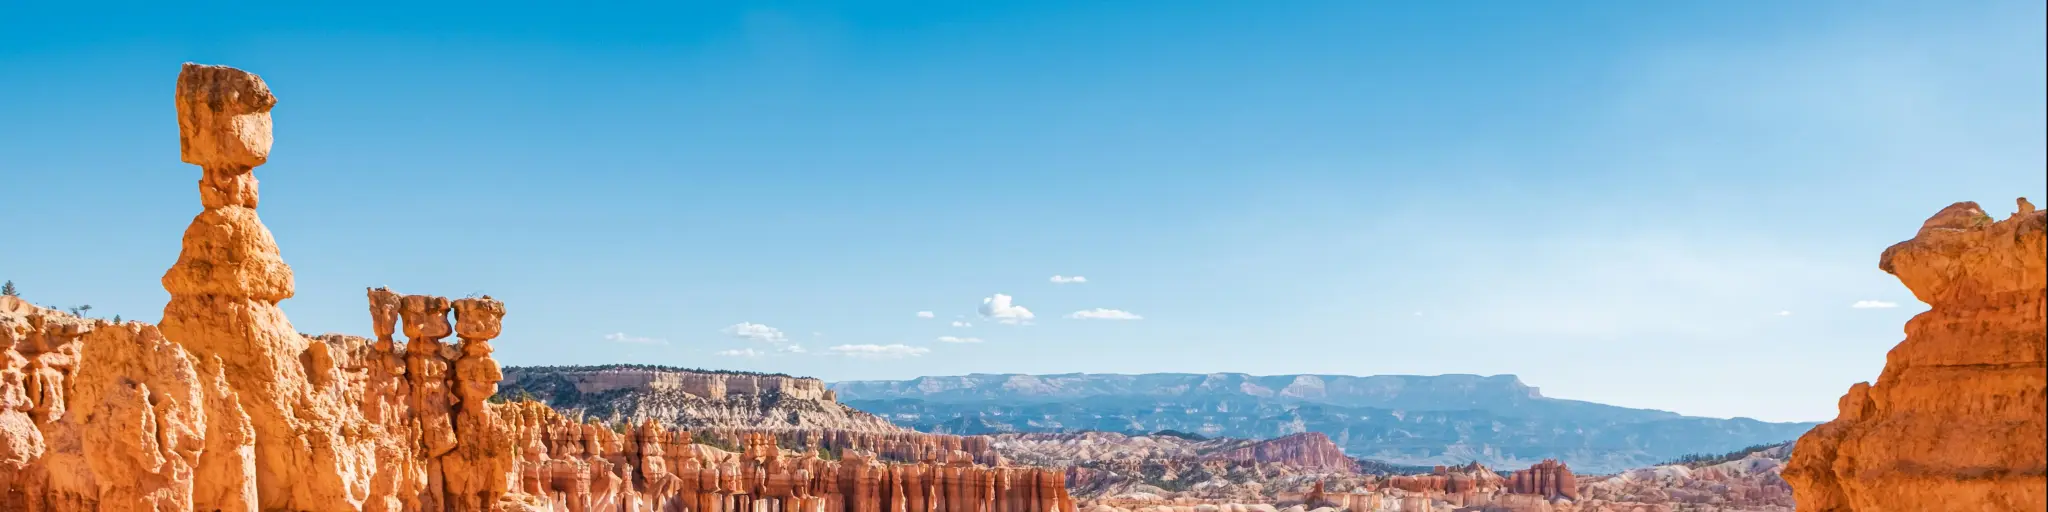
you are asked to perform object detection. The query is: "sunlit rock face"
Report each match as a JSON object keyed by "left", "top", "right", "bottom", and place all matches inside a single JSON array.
[
  {"left": 1784, "top": 199, "right": 2047, "bottom": 512},
  {"left": 0, "top": 63, "right": 1077, "bottom": 512}
]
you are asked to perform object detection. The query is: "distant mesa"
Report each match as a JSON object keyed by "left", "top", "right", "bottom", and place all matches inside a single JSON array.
[{"left": 829, "top": 372, "right": 1813, "bottom": 473}]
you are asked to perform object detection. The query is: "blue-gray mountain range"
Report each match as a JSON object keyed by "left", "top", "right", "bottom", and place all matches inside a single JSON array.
[{"left": 828, "top": 373, "right": 1817, "bottom": 474}]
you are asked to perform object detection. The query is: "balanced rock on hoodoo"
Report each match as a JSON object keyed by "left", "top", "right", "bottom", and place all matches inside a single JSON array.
[
  {"left": 161, "top": 62, "right": 381, "bottom": 512},
  {"left": 1784, "top": 198, "right": 2047, "bottom": 512},
  {"left": 4, "top": 63, "right": 1081, "bottom": 512}
]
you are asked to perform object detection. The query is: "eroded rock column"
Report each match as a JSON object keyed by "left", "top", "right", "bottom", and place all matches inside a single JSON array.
[{"left": 161, "top": 62, "right": 376, "bottom": 512}]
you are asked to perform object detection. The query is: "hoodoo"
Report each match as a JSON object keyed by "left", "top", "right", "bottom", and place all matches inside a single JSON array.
[
  {"left": 0, "top": 63, "right": 1075, "bottom": 512},
  {"left": 1784, "top": 199, "right": 2047, "bottom": 512}
]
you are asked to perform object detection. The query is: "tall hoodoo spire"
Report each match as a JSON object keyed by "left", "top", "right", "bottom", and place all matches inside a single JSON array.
[{"left": 161, "top": 63, "right": 377, "bottom": 512}]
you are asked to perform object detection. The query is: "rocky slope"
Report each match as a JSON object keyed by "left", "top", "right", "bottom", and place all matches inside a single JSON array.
[
  {"left": 1784, "top": 199, "right": 2046, "bottom": 512},
  {"left": 995, "top": 431, "right": 1594, "bottom": 512},
  {"left": 992, "top": 429, "right": 1799, "bottom": 512},
  {"left": 1575, "top": 442, "right": 1796, "bottom": 511},
  {"left": 837, "top": 375, "right": 1815, "bottom": 473},
  {"left": 497, "top": 364, "right": 1010, "bottom": 466},
  {"left": 0, "top": 63, "right": 1075, "bottom": 512}
]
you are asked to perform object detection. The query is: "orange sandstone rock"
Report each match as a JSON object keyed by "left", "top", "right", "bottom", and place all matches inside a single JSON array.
[
  {"left": 0, "top": 62, "right": 1076, "bottom": 512},
  {"left": 1505, "top": 459, "right": 1577, "bottom": 501},
  {"left": 1783, "top": 199, "right": 2047, "bottom": 512}
]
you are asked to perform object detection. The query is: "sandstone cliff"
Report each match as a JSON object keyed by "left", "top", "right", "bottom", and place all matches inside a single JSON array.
[
  {"left": 500, "top": 366, "right": 902, "bottom": 436},
  {"left": 0, "top": 63, "right": 1073, "bottom": 512},
  {"left": 498, "top": 365, "right": 1006, "bottom": 468},
  {"left": 1783, "top": 199, "right": 2046, "bottom": 512},
  {"left": 1196, "top": 433, "right": 1354, "bottom": 474}
]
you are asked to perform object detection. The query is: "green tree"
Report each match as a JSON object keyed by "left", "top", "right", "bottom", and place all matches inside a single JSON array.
[{"left": 1, "top": 280, "right": 17, "bottom": 297}]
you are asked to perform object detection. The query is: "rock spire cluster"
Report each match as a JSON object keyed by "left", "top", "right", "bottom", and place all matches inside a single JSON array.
[
  {"left": 1504, "top": 459, "right": 1578, "bottom": 501},
  {"left": 0, "top": 63, "right": 1073, "bottom": 512}
]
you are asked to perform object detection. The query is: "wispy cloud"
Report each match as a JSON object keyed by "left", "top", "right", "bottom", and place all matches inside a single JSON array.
[
  {"left": 978, "top": 294, "right": 1035, "bottom": 325},
  {"left": 1067, "top": 308, "right": 1142, "bottom": 320},
  {"left": 828, "top": 344, "right": 931, "bottom": 359},
  {"left": 916, "top": 311, "right": 935, "bottom": 318},
  {"left": 936, "top": 336, "right": 982, "bottom": 343},
  {"left": 716, "top": 348, "right": 763, "bottom": 357},
  {"left": 1050, "top": 275, "right": 1088, "bottom": 284},
  {"left": 1777, "top": 310, "right": 1794, "bottom": 316},
  {"left": 951, "top": 321, "right": 972, "bottom": 328},
  {"left": 604, "top": 332, "right": 668, "bottom": 345},
  {"left": 722, "top": 322, "right": 788, "bottom": 344},
  {"left": 1850, "top": 300, "right": 1899, "bottom": 309}
]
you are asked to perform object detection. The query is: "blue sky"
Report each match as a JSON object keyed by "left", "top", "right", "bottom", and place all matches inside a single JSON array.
[{"left": 3, "top": 1, "right": 2042, "bottom": 423}]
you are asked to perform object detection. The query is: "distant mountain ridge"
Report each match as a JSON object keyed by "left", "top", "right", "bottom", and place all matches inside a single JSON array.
[
  {"left": 831, "top": 373, "right": 1685, "bottom": 421},
  {"left": 830, "top": 372, "right": 1817, "bottom": 473}
]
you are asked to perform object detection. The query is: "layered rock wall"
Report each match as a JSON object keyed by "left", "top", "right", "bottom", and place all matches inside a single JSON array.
[
  {"left": 0, "top": 63, "right": 1073, "bottom": 512},
  {"left": 1784, "top": 199, "right": 2047, "bottom": 512},
  {"left": 498, "top": 366, "right": 906, "bottom": 435},
  {"left": 1196, "top": 433, "right": 1353, "bottom": 473}
]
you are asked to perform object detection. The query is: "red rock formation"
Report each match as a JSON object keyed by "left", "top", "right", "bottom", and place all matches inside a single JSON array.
[
  {"left": 1384, "top": 462, "right": 1502, "bottom": 495},
  {"left": 1505, "top": 459, "right": 1577, "bottom": 500},
  {"left": 0, "top": 62, "right": 1075, "bottom": 512},
  {"left": 1784, "top": 199, "right": 2046, "bottom": 512}
]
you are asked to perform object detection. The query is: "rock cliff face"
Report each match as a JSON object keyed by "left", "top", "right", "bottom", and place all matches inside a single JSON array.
[
  {"left": 497, "top": 365, "right": 1010, "bottom": 468},
  {"left": 1196, "top": 433, "right": 1353, "bottom": 473},
  {"left": 500, "top": 366, "right": 902, "bottom": 434},
  {"left": 0, "top": 63, "right": 1073, "bottom": 512},
  {"left": 1784, "top": 199, "right": 2047, "bottom": 512}
]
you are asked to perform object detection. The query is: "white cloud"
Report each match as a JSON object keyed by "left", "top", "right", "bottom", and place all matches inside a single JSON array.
[
  {"left": 951, "top": 321, "right": 972, "bottom": 328},
  {"left": 936, "top": 336, "right": 983, "bottom": 343},
  {"left": 778, "top": 344, "right": 808, "bottom": 354},
  {"left": 978, "top": 294, "right": 1035, "bottom": 325},
  {"left": 723, "top": 322, "right": 788, "bottom": 344},
  {"left": 604, "top": 332, "right": 668, "bottom": 345},
  {"left": 1777, "top": 310, "right": 1794, "bottom": 316},
  {"left": 716, "top": 348, "right": 764, "bottom": 357},
  {"left": 1067, "top": 308, "right": 1143, "bottom": 320},
  {"left": 916, "top": 311, "right": 935, "bottom": 318},
  {"left": 828, "top": 344, "right": 931, "bottom": 359},
  {"left": 1050, "top": 275, "right": 1088, "bottom": 284},
  {"left": 1851, "top": 300, "right": 1899, "bottom": 309}
]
